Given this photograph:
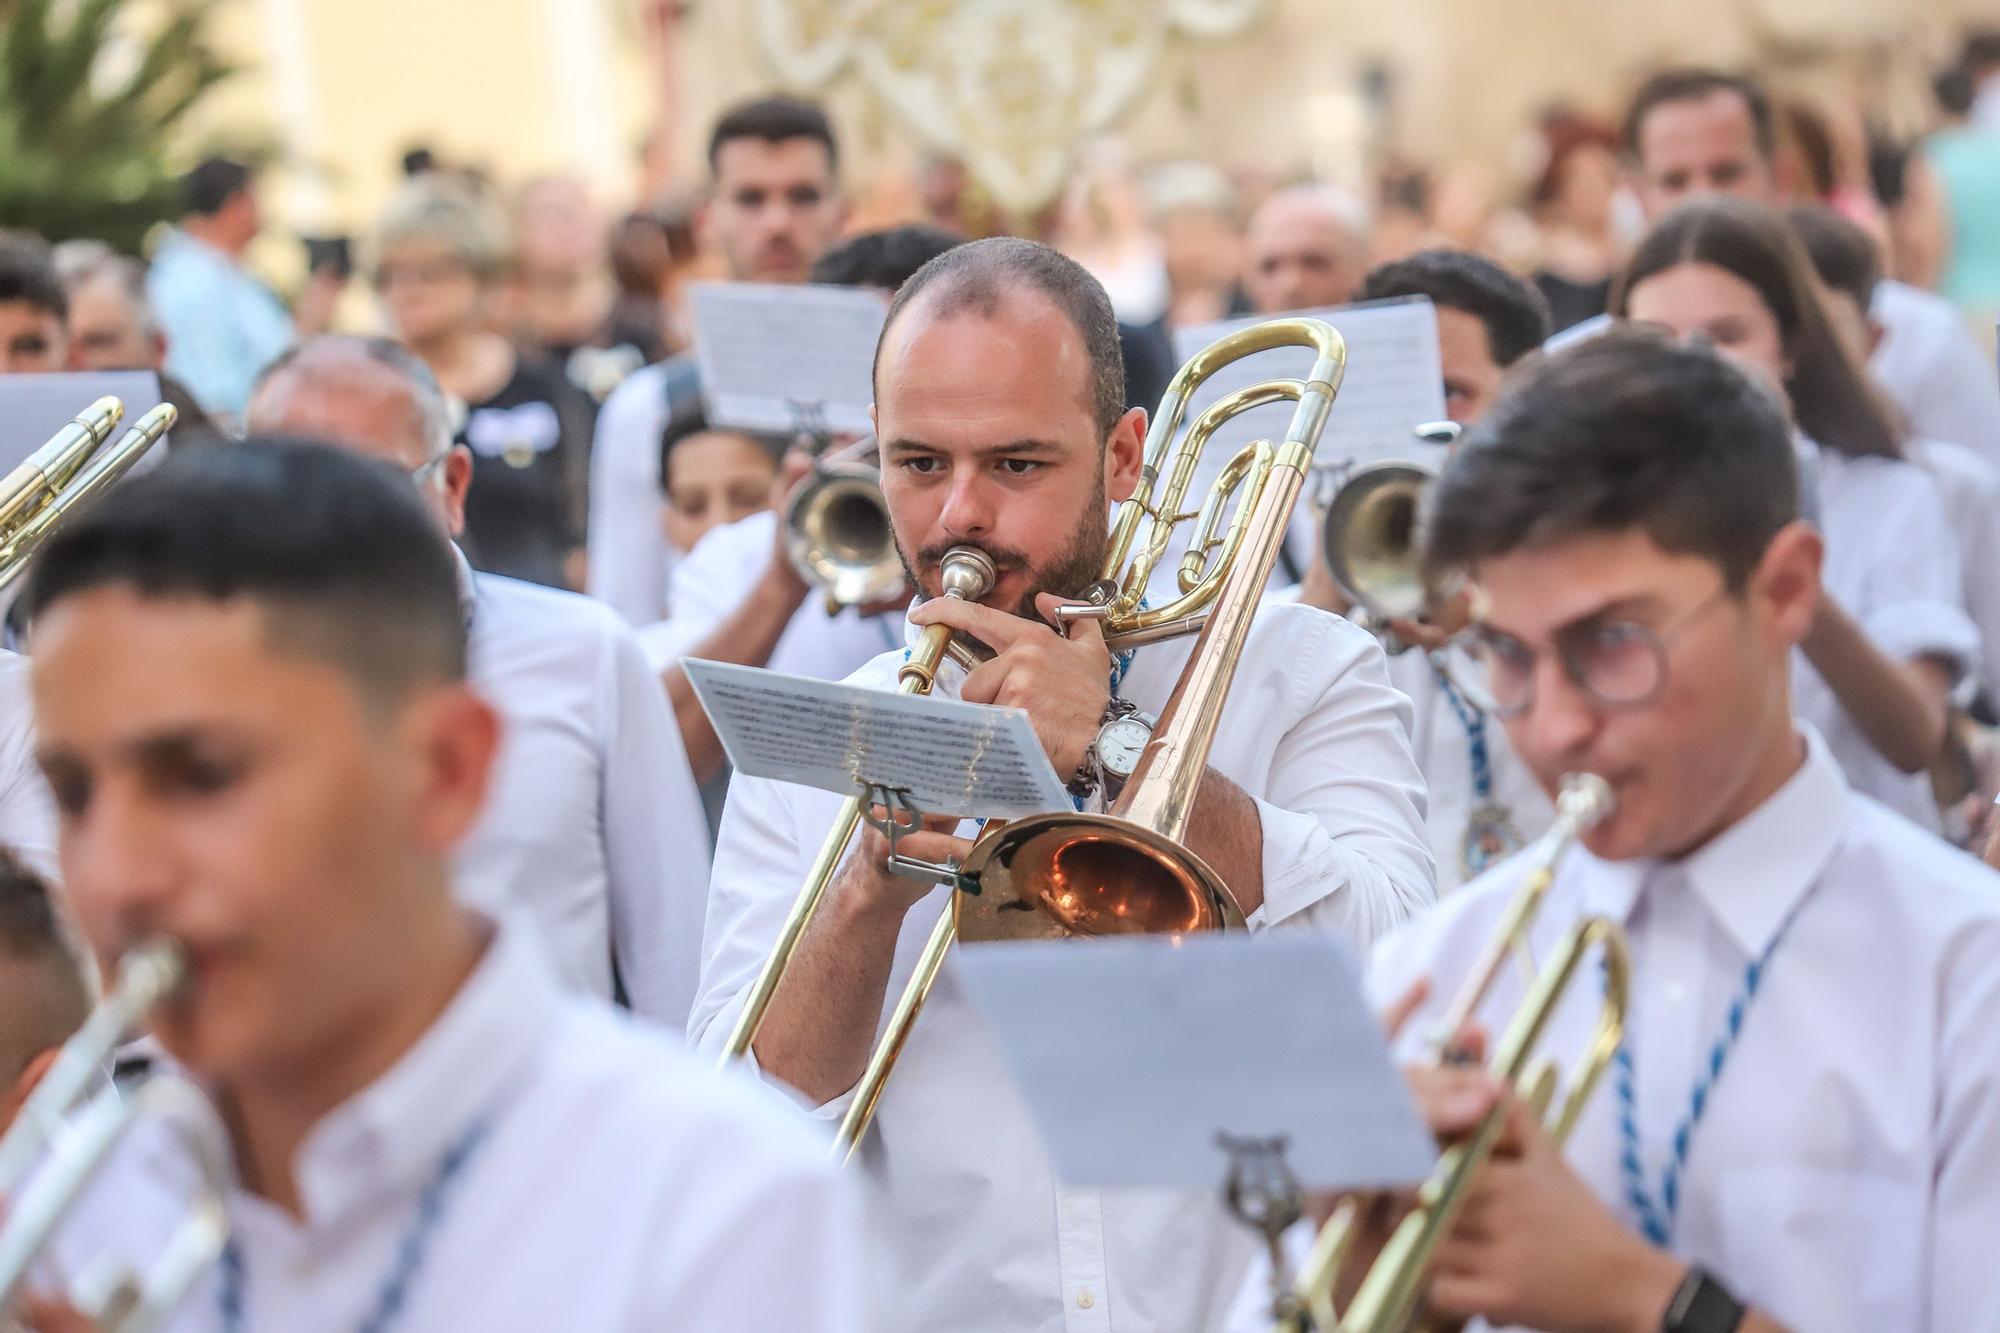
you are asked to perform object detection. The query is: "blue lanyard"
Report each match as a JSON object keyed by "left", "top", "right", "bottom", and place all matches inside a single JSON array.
[
  {"left": 218, "top": 1115, "right": 493, "bottom": 1333},
  {"left": 1613, "top": 890, "right": 1812, "bottom": 1246},
  {"left": 1433, "top": 665, "right": 1491, "bottom": 801}
]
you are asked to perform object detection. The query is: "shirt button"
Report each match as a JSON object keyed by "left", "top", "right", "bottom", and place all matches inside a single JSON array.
[{"left": 1077, "top": 1290, "right": 1095, "bottom": 1309}]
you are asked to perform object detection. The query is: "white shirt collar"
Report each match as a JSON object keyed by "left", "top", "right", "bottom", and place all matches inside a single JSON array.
[
  {"left": 451, "top": 542, "right": 479, "bottom": 630},
  {"left": 1579, "top": 727, "right": 1847, "bottom": 960},
  {"left": 288, "top": 911, "right": 561, "bottom": 1226}
]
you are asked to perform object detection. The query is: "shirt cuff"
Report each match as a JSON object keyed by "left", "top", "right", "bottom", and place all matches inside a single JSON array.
[
  {"left": 1249, "top": 796, "right": 1337, "bottom": 928},
  {"left": 1864, "top": 599, "right": 1980, "bottom": 682}
]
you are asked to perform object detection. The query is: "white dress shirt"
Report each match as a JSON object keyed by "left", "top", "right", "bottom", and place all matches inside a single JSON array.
[
  {"left": 458, "top": 556, "right": 712, "bottom": 1026},
  {"left": 1352, "top": 729, "right": 2000, "bottom": 1333},
  {"left": 0, "top": 650, "right": 56, "bottom": 877},
  {"left": 693, "top": 600, "right": 1435, "bottom": 1333},
  {"left": 1870, "top": 279, "right": 2000, "bottom": 466},
  {"left": 1792, "top": 441, "right": 1978, "bottom": 830},
  {"left": 1911, "top": 436, "right": 2000, "bottom": 697},
  {"left": 584, "top": 357, "right": 700, "bottom": 626},
  {"left": 660, "top": 510, "right": 905, "bottom": 677},
  {"left": 48, "top": 914, "right": 883, "bottom": 1332}
]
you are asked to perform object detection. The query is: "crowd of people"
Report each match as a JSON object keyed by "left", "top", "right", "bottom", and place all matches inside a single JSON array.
[{"left": 0, "top": 21, "right": 1998, "bottom": 1333}]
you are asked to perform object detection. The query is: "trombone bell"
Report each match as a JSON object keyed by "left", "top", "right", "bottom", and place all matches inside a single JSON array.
[
  {"left": 783, "top": 460, "right": 903, "bottom": 611},
  {"left": 954, "top": 814, "right": 1246, "bottom": 943}
]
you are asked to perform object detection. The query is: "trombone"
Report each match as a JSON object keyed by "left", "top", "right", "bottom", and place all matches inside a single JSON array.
[
  {"left": 1272, "top": 773, "right": 1629, "bottom": 1332},
  {"left": 0, "top": 397, "right": 177, "bottom": 592},
  {"left": 0, "top": 940, "right": 231, "bottom": 1332},
  {"left": 831, "top": 318, "right": 1349, "bottom": 1156},
  {"left": 1316, "top": 421, "right": 1460, "bottom": 649}
]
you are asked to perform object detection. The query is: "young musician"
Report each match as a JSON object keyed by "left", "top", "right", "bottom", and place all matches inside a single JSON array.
[
  {"left": 692, "top": 237, "right": 1435, "bottom": 1331},
  {"left": 1356, "top": 329, "right": 2000, "bottom": 1332},
  {"left": 245, "top": 337, "right": 712, "bottom": 1026},
  {"left": 12, "top": 442, "right": 877, "bottom": 1330},
  {"left": 1614, "top": 197, "right": 1977, "bottom": 833},
  {"left": 1291, "top": 249, "right": 1557, "bottom": 891}
]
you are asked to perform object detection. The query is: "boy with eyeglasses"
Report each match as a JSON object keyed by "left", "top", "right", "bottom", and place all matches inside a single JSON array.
[{"left": 1331, "top": 328, "right": 2000, "bottom": 1333}]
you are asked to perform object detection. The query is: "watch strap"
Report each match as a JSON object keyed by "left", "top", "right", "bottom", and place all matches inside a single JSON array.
[
  {"left": 1661, "top": 1267, "right": 1745, "bottom": 1333},
  {"left": 1067, "top": 699, "right": 1143, "bottom": 799}
]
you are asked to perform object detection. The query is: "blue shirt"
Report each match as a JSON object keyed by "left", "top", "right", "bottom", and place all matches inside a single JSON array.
[{"left": 146, "top": 229, "right": 294, "bottom": 423}]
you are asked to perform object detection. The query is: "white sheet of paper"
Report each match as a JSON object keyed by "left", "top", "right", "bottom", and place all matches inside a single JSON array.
[
  {"left": 953, "top": 933, "right": 1437, "bottom": 1191},
  {"left": 1171, "top": 298, "right": 1447, "bottom": 472},
  {"left": 690, "top": 282, "right": 887, "bottom": 437},
  {"left": 0, "top": 373, "right": 170, "bottom": 470},
  {"left": 683, "top": 658, "right": 1072, "bottom": 818}
]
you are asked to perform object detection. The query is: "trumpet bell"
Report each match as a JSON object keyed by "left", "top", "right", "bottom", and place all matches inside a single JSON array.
[
  {"left": 783, "top": 463, "right": 904, "bottom": 609},
  {"left": 954, "top": 812, "right": 1247, "bottom": 944},
  {"left": 1321, "top": 460, "right": 1433, "bottom": 623}
]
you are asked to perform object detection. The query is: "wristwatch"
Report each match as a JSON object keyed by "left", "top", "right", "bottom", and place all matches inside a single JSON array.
[
  {"left": 1661, "top": 1267, "right": 1745, "bottom": 1333},
  {"left": 1068, "top": 700, "right": 1153, "bottom": 801}
]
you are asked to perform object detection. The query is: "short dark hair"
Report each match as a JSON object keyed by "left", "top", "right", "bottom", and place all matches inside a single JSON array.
[
  {"left": 24, "top": 441, "right": 468, "bottom": 701},
  {"left": 876, "top": 237, "right": 1126, "bottom": 439},
  {"left": 0, "top": 237, "right": 65, "bottom": 322},
  {"left": 1360, "top": 249, "right": 1552, "bottom": 368},
  {"left": 1612, "top": 196, "right": 1900, "bottom": 460},
  {"left": 1623, "top": 68, "right": 1775, "bottom": 164},
  {"left": 0, "top": 848, "right": 89, "bottom": 1080},
  {"left": 658, "top": 405, "right": 787, "bottom": 495},
  {"left": 1422, "top": 326, "right": 1798, "bottom": 593},
  {"left": 182, "top": 157, "right": 255, "bottom": 217},
  {"left": 810, "top": 225, "right": 967, "bottom": 291},
  {"left": 1785, "top": 204, "right": 1881, "bottom": 312},
  {"left": 707, "top": 96, "right": 838, "bottom": 176}
]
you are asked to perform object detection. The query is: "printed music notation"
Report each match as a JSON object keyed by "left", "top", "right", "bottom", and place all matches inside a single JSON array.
[
  {"left": 682, "top": 658, "right": 1073, "bottom": 818},
  {"left": 690, "top": 282, "right": 889, "bottom": 438}
]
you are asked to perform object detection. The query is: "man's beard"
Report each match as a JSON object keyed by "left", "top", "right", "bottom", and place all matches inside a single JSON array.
[{"left": 898, "top": 481, "right": 1110, "bottom": 622}]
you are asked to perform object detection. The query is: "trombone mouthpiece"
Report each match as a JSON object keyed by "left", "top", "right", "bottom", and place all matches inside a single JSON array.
[
  {"left": 1556, "top": 772, "right": 1615, "bottom": 828},
  {"left": 116, "top": 937, "right": 189, "bottom": 1012},
  {"left": 938, "top": 546, "right": 997, "bottom": 601}
]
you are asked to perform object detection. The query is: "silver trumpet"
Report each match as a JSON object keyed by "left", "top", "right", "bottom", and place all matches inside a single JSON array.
[
  {"left": 0, "top": 940, "right": 231, "bottom": 1332},
  {"left": 782, "top": 436, "right": 904, "bottom": 616}
]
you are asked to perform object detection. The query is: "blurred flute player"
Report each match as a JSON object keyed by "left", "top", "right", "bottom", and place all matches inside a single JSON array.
[
  {"left": 1332, "top": 330, "right": 2000, "bottom": 1332},
  {"left": 246, "top": 336, "right": 712, "bottom": 1025},
  {"left": 9, "top": 442, "right": 877, "bottom": 1331},
  {"left": 692, "top": 238, "right": 1435, "bottom": 1330}
]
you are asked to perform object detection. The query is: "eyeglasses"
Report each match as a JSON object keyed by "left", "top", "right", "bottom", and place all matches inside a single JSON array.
[{"left": 1469, "top": 585, "right": 1732, "bottom": 720}]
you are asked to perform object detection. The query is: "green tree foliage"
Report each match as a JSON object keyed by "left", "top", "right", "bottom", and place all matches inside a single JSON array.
[{"left": 0, "top": 0, "right": 241, "bottom": 251}]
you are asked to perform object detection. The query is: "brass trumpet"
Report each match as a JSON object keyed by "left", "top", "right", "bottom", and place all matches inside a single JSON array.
[
  {"left": 1276, "top": 773, "right": 1628, "bottom": 1332},
  {"left": 0, "top": 940, "right": 232, "bottom": 1331},
  {"left": 829, "top": 317, "right": 1349, "bottom": 1156},
  {"left": 0, "top": 399, "right": 177, "bottom": 592}
]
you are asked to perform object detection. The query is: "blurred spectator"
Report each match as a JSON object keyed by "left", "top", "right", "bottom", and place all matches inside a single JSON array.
[
  {"left": 604, "top": 211, "right": 680, "bottom": 366},
  {"left": 1527, "top": 114, "right": 1627, "bottom": 331},
  {"left": 657, "top": 408, "right": 784, "bottom": 559},
  {"left": 0, "top": 238, "right": 67, "bottom": 374},
  {"left": 1145, "top": 161, "right": 1248, "bottom": 328},
  {"left": 505, "top": 173, "right": 613, "bottom": 366},
  {"left": 375, "top": 177, "right": 596, "bottom": 590},
  {"left": 1625, "top": 67, "right": 2000, "bottom": 467},
  {"left": 146, "top": 157, "right": 342, "bottom": 423},
  {"left": 587, "top": 95, "right": 846, "bottom": 626},
  {"left": 52, "top": 242, "right": 228, "bottom": 447},
  {"left": 1925, "top": 54, "right": 2000, "bottom": 324},
  {"left": 1241, "top": 183, "right": 1370, "bottom": 314},
  {"left": 1969, "top": 29, "right": 2000, "bottom": 136}
]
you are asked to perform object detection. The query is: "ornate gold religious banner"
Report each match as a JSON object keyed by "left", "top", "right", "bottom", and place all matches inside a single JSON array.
[{"left": 754, "top": 0, "right": 1268, "bottom": 214}]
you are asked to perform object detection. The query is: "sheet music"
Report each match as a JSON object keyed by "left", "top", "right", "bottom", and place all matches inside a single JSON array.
[
  {"left": 0, "top": 372, "right": 170, "bottom": 471},
  {"left": 683, "top": 658, "right": 1072, "bottom": 818},
  {"left": 953, "top": 934, "right": 1437, "bottom": 1191},
  {"left": 1169, "top": 297, "right": 1447, "bottom": 472},
  {"left": 690, "top": 282, "right": 888, "bottom": 437}
]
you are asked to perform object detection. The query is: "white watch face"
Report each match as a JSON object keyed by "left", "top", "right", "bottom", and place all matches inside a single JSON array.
[{"left": 1097, "top": 716, "right": 1152, "bottom": 777}]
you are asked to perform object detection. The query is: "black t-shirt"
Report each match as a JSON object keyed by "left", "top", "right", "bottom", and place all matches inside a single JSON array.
[{"left": 457, "top": 352, "right": 597, "bottom": 589}]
